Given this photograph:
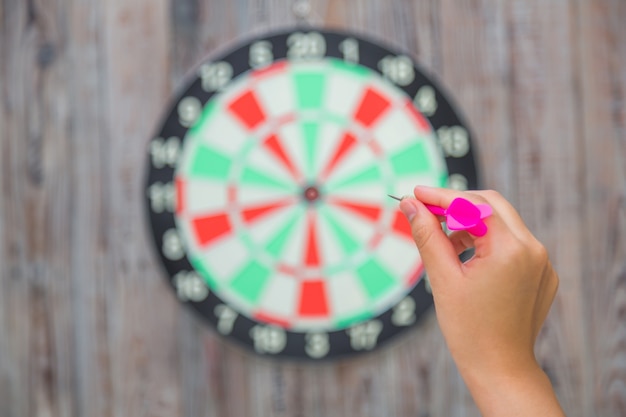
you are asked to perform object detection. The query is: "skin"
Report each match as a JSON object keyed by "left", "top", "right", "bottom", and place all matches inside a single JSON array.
[{"left": 399, "top": 186, "right": 565, "bottom": 417}]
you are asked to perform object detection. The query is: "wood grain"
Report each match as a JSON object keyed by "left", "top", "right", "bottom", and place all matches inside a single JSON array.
[{"left": 1, "top": 0, "right": 625, "bottom": 416}]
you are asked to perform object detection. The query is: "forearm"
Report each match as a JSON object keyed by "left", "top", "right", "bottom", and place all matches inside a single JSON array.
[{"left": 460, "top": 361, "right": 566, "bottom": 417}]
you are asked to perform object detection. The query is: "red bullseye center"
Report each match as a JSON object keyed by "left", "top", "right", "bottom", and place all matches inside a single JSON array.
[{"left": 303, "top": 186, "right": 320, "bottom": 202}]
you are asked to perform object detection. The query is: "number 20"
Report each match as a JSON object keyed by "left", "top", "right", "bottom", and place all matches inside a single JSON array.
[{"left": 287, "top": 32, "right": 326, "bottom": 60}]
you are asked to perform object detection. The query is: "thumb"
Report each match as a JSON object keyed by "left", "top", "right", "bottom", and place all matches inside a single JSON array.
[{"left": 399, "top": 198, "right": 462, "bottom": 280}]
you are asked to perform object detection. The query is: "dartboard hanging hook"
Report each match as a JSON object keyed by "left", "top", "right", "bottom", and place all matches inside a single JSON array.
[{"left": 292, "top": 0, "right": 313, "bottom": 26}]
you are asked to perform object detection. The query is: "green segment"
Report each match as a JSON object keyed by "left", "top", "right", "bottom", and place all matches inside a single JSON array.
[
  {"left": 302, "top": 122, "right": 318, "bottom": 178},
  {"left": 294, "top": 72, "right": 325, "bottom": 110},
  {"left": 189, "top": 144, "right": 231, "bottom": 178},
  {"left": 357, "top": 259, "right": 396, "bottom": 299},
  {"left": 229, "top": 260, "right": 271, "bottom": 303},
  {"left": 440, "top": 172, "right": 450, "bottom": 187},
  {"left": 390, "top": 141, "right": 432, "bottom": 175},
  {"left": 241, "top": 166, "right": 294, "bottom": 191},
  {"left": 331, "top": 59, "right": 370, "bottom": 78},
  {"left": 266, "top": 211, "right": 301, "bottom": 258},
  {"left": 335, "top": 311, "right": 373, "bottom": 330},
  {"left": 320, "top": 208, "right": 359, "bottom": 255},
  {"left": 327, "top": 165, "right": 381, "bottom": 190}
]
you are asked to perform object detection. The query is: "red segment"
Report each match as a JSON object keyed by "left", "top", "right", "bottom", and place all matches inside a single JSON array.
[
  {"left": 227, "top": 184, "right": 237, "bottom": 203},
  {"left": 304, "top": 213, "right": 321, "bottom": 267},
  {"left": 368, "top": 139, "right": 384, "bottom": 157},
  {"left": 252, "top": 60, "right": 288, "bottom": 79},
  {"left": 329, "top": 199, "right": 382, "bottom": 222},
  {"left": 392, "top": 210, "right": 414, "bottom": 239},
  {"left": 192, "top": 213, "right": 232, "bottom": 246},
  {"left": 277, "top": 263, "right": 297, "bottom": 276},
  {"left": 228, "top": 90, "right": 266, "bottom": 130},
  {"left": 320, "top": 132, "right": 358, "bottom": 180},
  {"left": 405, "top": 100, "right": 431, "bottom": 132},
  {"left": 368, "top": 231, "right": 384, "bottom": 249},
  {"left": 254, "top": 311, "right": 291, "bottom": 328},
  {"left": 263, "top": 134, "right": 301, "bottom": 180},
  {"left": 354, "top": 88, "right": 391, "bottom": 127},
  {"left": 241, "top": 199, "right": 293, "bottom": 224},
  {"left": 175, "top": 177, "right": 185, "bottom": 214},
  {"left": 298, "top": 280, "right": 330, "bottom": 317}
]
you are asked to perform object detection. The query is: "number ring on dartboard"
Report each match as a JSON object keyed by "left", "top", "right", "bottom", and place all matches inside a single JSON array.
[{"left": 145, "top": 29, "right": 479, "bottom": 360}]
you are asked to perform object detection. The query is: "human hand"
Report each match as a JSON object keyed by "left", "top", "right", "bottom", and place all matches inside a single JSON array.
[{"left": 399, "top": 186, "right": 564, "bottom": 416}]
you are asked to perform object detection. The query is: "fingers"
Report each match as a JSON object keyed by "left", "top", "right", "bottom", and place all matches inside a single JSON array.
[
  {"left": 399, "top": 198, "right": 462, "bottom": 281},
  {"left": 413, "top": 186, "right": 469, "bottom": 208},
  {"left": 448, "top": 230, "right": 476, "bottom": 255},
  {"left": 413, "top": 186, "right": 525, "bottom": 242},
  {"left": 466, "top": 190, "right": 536, "bottom": 243}
]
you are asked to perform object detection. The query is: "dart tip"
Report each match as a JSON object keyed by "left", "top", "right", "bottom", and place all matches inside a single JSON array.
[{"left": 387, "top": 194, "right": 403, "bottom": 201}]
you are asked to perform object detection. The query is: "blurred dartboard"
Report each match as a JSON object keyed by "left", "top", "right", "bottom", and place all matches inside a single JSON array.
[{"left": 145, "top": 29, "right": 479, "bottom": 359}]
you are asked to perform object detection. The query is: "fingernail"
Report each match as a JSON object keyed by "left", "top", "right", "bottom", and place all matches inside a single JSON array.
[{"left": 399, "top": 199, "right": 418, "bottom": 222}]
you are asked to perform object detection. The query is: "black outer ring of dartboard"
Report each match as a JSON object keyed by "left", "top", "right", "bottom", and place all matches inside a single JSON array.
[{"left": 144, "top": 28, "right": 480, "bottom": 360}]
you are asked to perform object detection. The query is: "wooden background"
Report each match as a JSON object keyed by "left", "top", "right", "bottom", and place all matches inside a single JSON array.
[{"left": 1, "top": 0, "right": 625, "bottom": 416}]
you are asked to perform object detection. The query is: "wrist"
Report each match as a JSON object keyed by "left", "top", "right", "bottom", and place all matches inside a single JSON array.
[{"left": 458, "top": 359, "right": 565, "bottom": 417}]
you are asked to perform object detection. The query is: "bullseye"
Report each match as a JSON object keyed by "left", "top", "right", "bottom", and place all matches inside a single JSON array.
[{"left": 303, "top": 185, "right": 321, "bottom": 202}]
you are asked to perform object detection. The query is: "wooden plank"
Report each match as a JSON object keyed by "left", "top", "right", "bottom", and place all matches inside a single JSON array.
[
  {"left": 577, "top": 0, "right": 626, "bottom": 415},
  {"left": 96, "top": 0, "right": 177, "bottom": 415},
  {"left": 0, "top": 1, "right": 9, "bottom": 413},
  {"left": 440, "top": 0, "right": 514, "bottom": 198},
  {"left": 496, "top": 2, "right": 590, "bottom": 416},
  {"left": 64, "top": 1, "right": 118, "bottom": 415},
  {"left": 1, "top": 1, "right": 78, "bottom": 417}
]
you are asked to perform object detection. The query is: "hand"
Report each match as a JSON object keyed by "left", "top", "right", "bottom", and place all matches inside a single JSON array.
[{"left": 399, "top": 186, "right": 564, "bottom": 417}]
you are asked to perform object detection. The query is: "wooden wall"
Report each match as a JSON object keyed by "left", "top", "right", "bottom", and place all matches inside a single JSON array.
[{"left": 1, "top": 0, "right": 625, "bottom": 416}]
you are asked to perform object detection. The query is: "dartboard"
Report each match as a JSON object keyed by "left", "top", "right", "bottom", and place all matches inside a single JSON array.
[{"left": 145, "top": 29, "right": 478, "bottom": 360}]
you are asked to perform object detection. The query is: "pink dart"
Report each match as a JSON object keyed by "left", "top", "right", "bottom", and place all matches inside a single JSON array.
[{"left": 389, "top": 195, "right": 493, "bottom": 237}]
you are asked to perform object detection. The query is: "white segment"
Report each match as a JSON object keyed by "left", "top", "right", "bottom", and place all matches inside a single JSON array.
[
  {"left": 325, "top": 71, "right": 365, "bottom": 118},
  {"left": 374, "top": 235, "right": 422, "bottom": 282},
  {"left": 329, "top": 178, "right": 387, "bottom": 198},
  {"left": 372, "top": 106, "right": 423, "bottom": 154},
  {"left": 325, "top": 182, "right": 387, "bottom": 205},
  {"left": 324, "top": 204, "right": 376, "bottom": 243},
  {"left": 255, "top": 73, "right": 295, "bottom": 118},
  {"left": 197, "top": 234, "right": 250, "bottom": 284},
  {"left": 324, "top": 145, "right": 376, "bottom": 187},
  {"left": 246, "top": 204, "right": 300, "bottom": 247},
  {"left": 276, "top": 209, "right": 308, "bottom": 267},
  {"left": 183, "top": 179, "right": 228, "bottom": 216},
  {"left": 316, "top": 209, "right": 347, "bottom": 266},
  {"left": 197, "top": 111, "right": 248, "bottom": 157},
  {"left": 277, "top": 122, "right": 308, "bottom": 178},
  {"left": 313, "top": 121, "right": 344, "bottom": 178},
  {"left": 257, "top": 272, "right": 298, "bottom": 318},
  {"left": 327, "top": 271, "right": 368, "bottom": 318},
  {"left": 236, "top": 184, "right": 294, "bottom": 207},
  {"left": 244, "top": 143, "right": 299, "bottom": 187}
]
